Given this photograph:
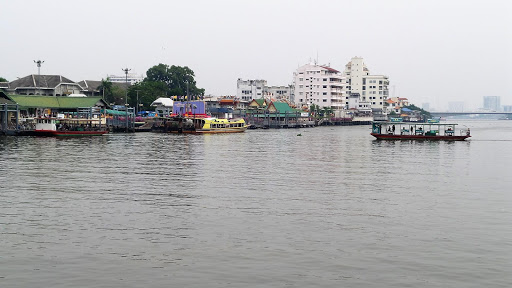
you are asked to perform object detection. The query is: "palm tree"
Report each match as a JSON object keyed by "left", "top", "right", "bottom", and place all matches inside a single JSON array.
[{"left": 98, "top": 78, "right": 113, "bottom": 102}]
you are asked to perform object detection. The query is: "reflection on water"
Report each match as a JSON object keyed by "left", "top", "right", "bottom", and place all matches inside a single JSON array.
[{"left": 1, "top": 120, "right": 511, "bottom": 287}]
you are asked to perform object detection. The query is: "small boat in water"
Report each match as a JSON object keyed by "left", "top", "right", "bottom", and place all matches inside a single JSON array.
[
  {"left": 152, "top": 116, "right": 247, "bottom": 134},
  {"left": 191, "top": 117, "right": 247, "bottom": 134},
  {"left": 370, "top": 121, "right": 470, "bottom": 141},
  {"left": 34, "top": 117, "right": 109, "bottom": 136}
]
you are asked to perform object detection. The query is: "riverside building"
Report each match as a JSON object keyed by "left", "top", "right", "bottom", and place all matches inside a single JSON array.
[
  {"left": 342, "top": 57, "right": 389, "bottom": 111},
  {"left": 236, "top": 79, "right": 266, "bottom": 101},
  {"left": 293, "top": 63, "right": 345, "bottom": 110},
  {"left": 236, "top": 79, "right": 294, "bottom": 103}
]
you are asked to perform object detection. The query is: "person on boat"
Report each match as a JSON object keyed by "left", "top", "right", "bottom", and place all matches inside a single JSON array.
[
  {"left": 466, "top": 128, "right": 470, "bottom": 136},
  {"left": 392, "top": 125, "right": 395, "bottom": 133}
]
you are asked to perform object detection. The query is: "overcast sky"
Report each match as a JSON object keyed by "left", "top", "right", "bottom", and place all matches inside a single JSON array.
[{"left": 2, "top": 0, "right": 511, "bottom": 110}]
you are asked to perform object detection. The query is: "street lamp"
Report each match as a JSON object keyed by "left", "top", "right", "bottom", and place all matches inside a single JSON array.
[
  {"left": 135, "top": 90, "right": 140, "bottom": 116},
  {"left": 33, "top": 60, "right": 44, "bottom": 95},
  {"left": 122, "top": 68, "right": 131, "bottom": 132}
]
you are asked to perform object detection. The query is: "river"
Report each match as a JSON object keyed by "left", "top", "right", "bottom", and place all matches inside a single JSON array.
[{"left": 1, "top": 120, "right": 511, "bottom": 287}]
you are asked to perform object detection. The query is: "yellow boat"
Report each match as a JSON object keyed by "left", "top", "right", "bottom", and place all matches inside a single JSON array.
[{"left": 190, "top": 117, "right": 247, "bottom": 134}]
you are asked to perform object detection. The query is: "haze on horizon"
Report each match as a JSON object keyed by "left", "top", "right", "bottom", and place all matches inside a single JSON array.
[{"left": 1, "top": 0, "right": 511, "bottom": 110}]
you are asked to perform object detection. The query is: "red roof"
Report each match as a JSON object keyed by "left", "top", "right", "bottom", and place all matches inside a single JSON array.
[{"left": 320, "top": 66, "right": 339, "bottom": 73}]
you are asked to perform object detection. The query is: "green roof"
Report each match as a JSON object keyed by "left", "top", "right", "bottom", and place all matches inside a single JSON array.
[
  {"left": 272, "top": 102, "right": 295, "bottom": 113},
  {"left": 6, "top": 95, "right": 105, "bottom": 109},
  {"left": 102, "top": 109, "right": 127, "bottom": 116},
  {"left": 255, "top": 99, "right": 266, "bottom": 106}
]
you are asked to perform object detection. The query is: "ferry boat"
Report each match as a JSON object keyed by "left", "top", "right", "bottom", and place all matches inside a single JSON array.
[
  {"left": 191, "top": 117, "right": 247, "bottom": 134},
  {"left": 371, "top": 121, "right": 471, "bottom": 141},
  {"left": 152, "top": 116, "right": 247, "bottom": 134},
  {"left": 34, "top": 117, "right": 109, "bottom": 136}
]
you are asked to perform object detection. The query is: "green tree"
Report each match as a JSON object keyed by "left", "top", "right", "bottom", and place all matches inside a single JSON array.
[
  {"left": 127, "top": 81, "right": 169, "bottom": 110},
  {"left": 111, "top": 85, "right": 127, "bottom": 105},
  {"left": 403, "top": 104, "right": 433, "bottom": 119},
  {"left": 322, "top": 107, "right": 334, "bottom": 118},
  {"left": 0, "top": 77, "right": 7, "bottom": 82},
  {"left": 309, "top": 104, "right": 317, "bottom": 116},
  {"left": 97, "top": 78, "right": 114, "bottom": 103},
  {"left": 145, "top": 64, "right": 204, "bottom": 99}
]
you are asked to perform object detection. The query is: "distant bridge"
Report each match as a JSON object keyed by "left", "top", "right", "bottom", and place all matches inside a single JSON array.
[{"left": 430, "top": 111, "right": 512, "bottom": 117}]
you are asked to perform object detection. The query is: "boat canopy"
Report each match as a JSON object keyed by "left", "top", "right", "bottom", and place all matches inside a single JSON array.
[{"left": 373, "top": 121, "right": 459, "bottom": 126}]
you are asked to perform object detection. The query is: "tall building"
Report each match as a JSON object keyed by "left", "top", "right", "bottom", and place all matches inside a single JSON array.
[
  {"left": 483, "top": 96, "right": 501, "bottom": 111},
  {"left": 342, "top": 57, "right": 389, "bottom": 111},
  {"left": 293, "top": 63, "right": 345, "bottom": 110}
]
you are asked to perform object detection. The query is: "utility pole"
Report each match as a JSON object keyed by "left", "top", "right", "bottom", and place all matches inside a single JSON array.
[
  {"left": 122, "top": 68, "right": 131, "bottom": 132},
  {"left": 135, "top": 90, "right": 140, "bottom": 116},
  {"left": 33, "top": 60, "right": 44, "bottom": 95},
  {"left": 186, "top": 80, "right": 189, "bottom": 101}
]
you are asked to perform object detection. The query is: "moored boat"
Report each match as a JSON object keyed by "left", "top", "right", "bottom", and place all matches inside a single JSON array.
[
  {"left": 34, "top": 117, "right": 108, "bottom": 137},
  {"left": 152, "top": 115, "right": 247, "bottom": 134},
  {"left": 370, "top": 121, "right": 470, "bottom": 141},
  {"left": 191, "top": 117, "right": 247, "bottom": 134}
]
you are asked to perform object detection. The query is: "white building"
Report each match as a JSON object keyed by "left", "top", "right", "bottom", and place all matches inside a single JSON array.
[
  {"left": 236, "top": 79, "right": 294, "bottom": 103},
  {"left": 342, "top": 57, "right": 389, "bottom": 111},
  {"left": 107, "top": 73, "right": 144, "bottom": 85},
  {"left": 236, "top": 79, "right": 266, "bottom": 101},
  {"left": 293, "top": 63, "right": 345, "bottom": 110},
  {"left": 265, "top": 85, "right": 294, "bottom": 102}
]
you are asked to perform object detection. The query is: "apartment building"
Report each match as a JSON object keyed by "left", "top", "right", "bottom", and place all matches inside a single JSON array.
[
  {"left": 342, "top": 57, "right": 389, "bottom": 111},
  {"left": 236, "top": 79, "right": 267, "bottom": 101},
  {"left": 293, "top": 63, "right": 345, "bottom": 110}
]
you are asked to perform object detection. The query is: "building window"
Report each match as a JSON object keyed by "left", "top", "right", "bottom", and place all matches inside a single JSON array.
[
  {"left": 323, "top": 85, "right": 327, "bottom": 88},
  {"left": 323, "top": 78, "right": 327, "bottom": 81},
  {"left": 323, "top": 92, "right": 327, "bottom": 95},
  {"left": 323, "top": 99, "right": 327, "bottom": 102}
]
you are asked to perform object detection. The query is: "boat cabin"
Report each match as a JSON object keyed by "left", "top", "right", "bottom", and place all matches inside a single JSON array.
[{"left": 371, "top": 121, "right": 471, "bottom": 140}]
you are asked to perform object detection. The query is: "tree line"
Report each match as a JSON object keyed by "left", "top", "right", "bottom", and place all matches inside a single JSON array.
[{"left": 98, "top": 64, "right": 205, "bottom": 110}]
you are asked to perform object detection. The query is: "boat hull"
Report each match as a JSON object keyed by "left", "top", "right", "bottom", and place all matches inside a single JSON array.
[
  {"left": 34, "top": 130, "right": 109, "bottom": 137},
  {"left": 371, "top": 133, "right": 470, "bottom": 141},
  {"left": 192, "top": 127, "right": 247, "bottom": 134},
  {"left": 164, "top": 127, "right": 247, "bottom": 134}
]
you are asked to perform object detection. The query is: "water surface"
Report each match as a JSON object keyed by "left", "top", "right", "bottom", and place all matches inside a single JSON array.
[{"left": 1, "top": 120, "right": 511, "bottom": 287}]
